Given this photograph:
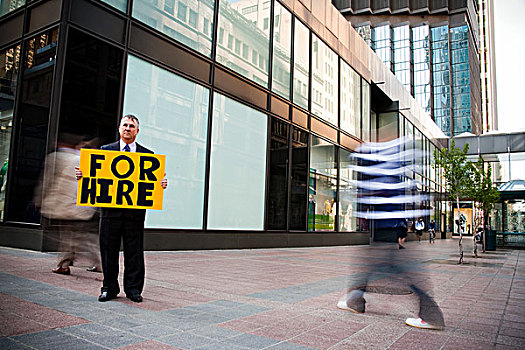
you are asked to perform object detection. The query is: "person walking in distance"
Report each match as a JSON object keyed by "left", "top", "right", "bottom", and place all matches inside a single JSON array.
[
  {"left": 76, "top": 115, "right": 167, "bottom": 303},
  {"left": 415, "top": 217, "right": 425, "bottom": 242},
  {"left": 428, "top": 219, "right": 436, "bottom": 244}
]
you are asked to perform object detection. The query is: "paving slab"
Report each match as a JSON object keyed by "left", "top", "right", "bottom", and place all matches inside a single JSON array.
[{"left": 0, "top": 238, "right": 524, "bottom": 349}]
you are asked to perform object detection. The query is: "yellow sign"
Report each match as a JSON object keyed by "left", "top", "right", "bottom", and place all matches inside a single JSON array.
[{"left": 76, "top": 149, "right": 165, "bottom": 210}]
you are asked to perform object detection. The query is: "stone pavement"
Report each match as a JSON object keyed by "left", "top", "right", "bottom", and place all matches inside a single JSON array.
[{"left": 0, "top": 238, "right": 524, "bottom": 349}]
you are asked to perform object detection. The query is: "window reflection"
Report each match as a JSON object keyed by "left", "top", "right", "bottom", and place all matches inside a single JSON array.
[
  {"left": 0, "top": 45, "right": 20, "bottom": 220},
  {"left": 60, "top": 29, "right": 123, "bottom": 147},
  {"left": 373, "top": 24, "right": 392, "bottom": 71},
  {"left": 309, "top": 136, "right": 337, "bottom": 232},
  {"left": 450, "top": 25, "right": 471, "bottom": 135},
  {"left": 98, "top": 0, "right": 127, "bottom": 12},
  {"left": 393, "top": 25, "right": 411, "bottom": 91},
  {"left": 311, "top": 35, "right": 338, "bottom": 126},
  {"left": 8, "top": 28, "right": 58, "bottom": 223},
  {"left": 133, "top": 0, "right": 214, "bottom": 57},
  {"left": 208, "top": 93, "right": 268, "bottom": 230},
  {"left": 340, "top": 60, "right": 360, "bottom": 137},
  {"left": 293, "top": 18, "right": 310, "bottom": 110},
  {"left": 413, "top": 25, "right": 431, "bottom": 113},
  {"left": 123, "top": 55, "right": 210, "bottom": 229},
  {"left": 267, "top": 117, "right": 288, "bottom": 230},
  {"left": 340, "top": 148, "right": 364, "bottom": 232},
  {"left": 216, "top": 0, "right": 270, "bottom": 87},
  {"left": 431, "top": 25, "right": 451, "bottom": 136},
  {"left": 361, "top": 80, "right": 370, "bottom": 142},
  {"left": 0, "top": 0, "right": 25, "bottom": 18},
  {"left": 290, "top": 126, "right": 308, "bottom": 230},
  {"left": 271, "top": 1, "right": 292, "bottom": 100}
]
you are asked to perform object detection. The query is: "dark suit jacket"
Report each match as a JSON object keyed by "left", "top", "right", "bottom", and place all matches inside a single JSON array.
[{"left": 100, "top": 141, "right": 154, "bottom": 221}]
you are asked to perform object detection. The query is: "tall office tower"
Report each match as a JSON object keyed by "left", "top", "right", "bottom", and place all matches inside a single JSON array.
[
  {"left": 332, "top": 0, "right": 483, "bottom": 137},
  {"left": 478, "top": 0, "right": 498, "bottom": 132}
]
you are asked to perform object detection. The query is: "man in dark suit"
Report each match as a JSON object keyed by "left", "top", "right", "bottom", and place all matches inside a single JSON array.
[{"left": 76, "top": 114, "right": 167, "bottom": 303}]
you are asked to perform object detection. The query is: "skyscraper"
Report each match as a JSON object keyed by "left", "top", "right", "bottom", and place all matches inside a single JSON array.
[{"left": 332, "top": 0, "right": 484, "bottom": 137}]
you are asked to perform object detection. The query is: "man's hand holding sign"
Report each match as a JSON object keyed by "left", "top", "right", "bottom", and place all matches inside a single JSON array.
[{"left": 75, "top": 114, "right": 167, "bottom": 304}]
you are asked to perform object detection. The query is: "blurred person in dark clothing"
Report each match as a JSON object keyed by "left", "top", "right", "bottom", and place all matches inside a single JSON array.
[{"left": 337, "top": 137, "right": 444, "bottom": 330}]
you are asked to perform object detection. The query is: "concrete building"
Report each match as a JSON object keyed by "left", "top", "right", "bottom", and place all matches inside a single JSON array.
[{"left": 0, "top": 0, "right": 448, "bottom": 251}]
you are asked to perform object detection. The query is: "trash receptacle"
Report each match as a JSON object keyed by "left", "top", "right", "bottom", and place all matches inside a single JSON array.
[{"left": 485, "top": 229, "right": 496, "bottom": 251}]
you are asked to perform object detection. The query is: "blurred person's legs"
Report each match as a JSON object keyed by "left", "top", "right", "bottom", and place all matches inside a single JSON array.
[
  {"left": 405, "top": 284, "right": 445, "bottom": 329},
  {"left": 53, "top": 220, "right": 76, "bottom": 275},
  {"left": 339, "top": 230, "right": 444, "bottom": 329}
]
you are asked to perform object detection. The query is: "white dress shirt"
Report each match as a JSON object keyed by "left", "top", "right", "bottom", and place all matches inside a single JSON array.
[{"left": 119, "top": 140, "right": 137, "bottom": 152}]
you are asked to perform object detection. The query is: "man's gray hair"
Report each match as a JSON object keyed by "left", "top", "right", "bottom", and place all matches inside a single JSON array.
[{"left": 121, "top": 114, "right": 139, "bottom": 128}]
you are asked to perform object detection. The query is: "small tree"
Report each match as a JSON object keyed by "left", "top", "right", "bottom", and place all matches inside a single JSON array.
[
  {"left": 468, "top": 158, "right": 500, "bottom": 255},
  {"left": 433, "top": 140, "right": 473, "bottom": 264}
]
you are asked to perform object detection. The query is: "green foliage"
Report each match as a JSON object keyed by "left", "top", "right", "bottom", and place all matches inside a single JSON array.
[
  {"left": 433, "top": 139, "right": 472, "bottom": 201},
  {"left": 468, "top": 157, "right": 500, "bottom": 222}
]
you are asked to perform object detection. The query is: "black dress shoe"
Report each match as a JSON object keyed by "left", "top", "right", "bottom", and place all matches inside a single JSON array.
[
  {"left": 126, "top": 292, "right": 142, "bottom": 303},
  {"left": 98, "top": 291, "right": 117, "bottom": 302}
]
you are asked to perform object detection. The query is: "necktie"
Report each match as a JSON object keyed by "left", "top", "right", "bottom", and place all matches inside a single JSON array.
[{"left": 123, "top": 144, "right": 130, "bottom": 152}]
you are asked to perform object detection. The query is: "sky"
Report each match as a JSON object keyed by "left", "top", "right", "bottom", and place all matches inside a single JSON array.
[{"left": 493, "top": 0, "right": 525, "bottom": 132}]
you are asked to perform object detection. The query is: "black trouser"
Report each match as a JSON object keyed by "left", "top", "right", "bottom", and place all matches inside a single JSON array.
[{"left": 99, "top": 217, "right": 145, "bottom": 295}]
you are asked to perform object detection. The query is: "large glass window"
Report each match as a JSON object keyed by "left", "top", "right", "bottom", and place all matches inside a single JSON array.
[
  {"left": 60, "top": 29, "right": 123, "bottom": 148},
  {"left": 412, "top": 25, "right": 431, "bottom": 113},
  {"left": 340, "top": 148, "right": 359, "bottom": 232},
  {"left": 208, "top": 93, "right": 268, "bottom": 230},
  {"left": 290, "top": 126, "right": 308, "bottom": 230},
  {"left": 216, "top": 0, "right": 270, "bottom": 87},
  {"left": 98, "top": 0, "right": 127, "bottom": 12},
  {"left": 123, "top": 55, "right": 209, "bottom": 229},
  {"left": 0, "top": 0, "right": 25, "bottom": 18},
  {"left": 340, "top": 60, "right": 361, "bottom": 137},
  {"left": 293, "top": 18, "right": 310, "bottom": 110},
  {"left": 309, "top": 136, "right": 337, "bottom": 232},
  {"left": 8, "top": 28, "right": 59, "bottom": 223},
  {"left": 133, "top": 0, "right": 214, "bottom": 57},
  {"left": 361, "top": 80, "right": 370, "bottom": 142},
  {"left": 393, "top": 25, "right": 411, "bottom": 91},
  {"left": 311, "top": 35, "right": 338, "bottom": 126},
  {"left": 373, "top": 25, "right": 392, "bottom": 70},
  {"left": 450, "top": 25, "right": 471, "bottom": 135},
  {"left": 431, "top": 25, "right": 451, "bottom": 136},
  {"left": 267, "top": 117, "right": 288, "bottom": 230},
  {"left": 377, "top": 112, "right": 398, "bottom": 142},
  {"left": 0, "top": 45, "right": 20, "bottom": 220},
  {"left": 271, "top": 1, "right": 292, "bottom": 100}
]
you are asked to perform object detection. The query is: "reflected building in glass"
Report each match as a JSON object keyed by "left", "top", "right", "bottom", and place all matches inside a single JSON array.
[
  {"left": 333, "top": 0, "right": 486, "bottom": 137},
  {"left": 0, "top": 0, "right": 449, "bottom": 251}
]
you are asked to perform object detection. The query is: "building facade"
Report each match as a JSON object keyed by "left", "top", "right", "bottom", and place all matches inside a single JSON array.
[
  {"left": 332, "top": 0, "right": 483, "bottom": 137},
  {"left": 0, "top": 0, "right": 447, "bottom": 251}
]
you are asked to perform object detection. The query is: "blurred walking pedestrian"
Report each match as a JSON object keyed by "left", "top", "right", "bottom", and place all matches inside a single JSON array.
[
  {"left": 34, "top": 133, "right": 101, "bottom": 275},
  {"left": 337, "top": 137, "right": 444, "bottom": 330}
]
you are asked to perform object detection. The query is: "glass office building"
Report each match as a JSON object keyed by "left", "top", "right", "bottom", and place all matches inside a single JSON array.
[
  {"left": 0, "top": 0, "right": 447, "bottom": 251},
  {"left": 334, "top": 0, "right": 483, "bottom": 137}
]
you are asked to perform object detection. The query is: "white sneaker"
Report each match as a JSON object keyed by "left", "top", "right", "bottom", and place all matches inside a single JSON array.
[
  {"left": 337, "top": 300, "right": 365, "bottom": 314},
  {"left": 405, "top": 317, "right": 443, "bottom": 330}
]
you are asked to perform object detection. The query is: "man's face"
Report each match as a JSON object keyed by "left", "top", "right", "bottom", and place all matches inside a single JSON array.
[{"left": 119, "top": 117, "right": 139, "bottom": 144}]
